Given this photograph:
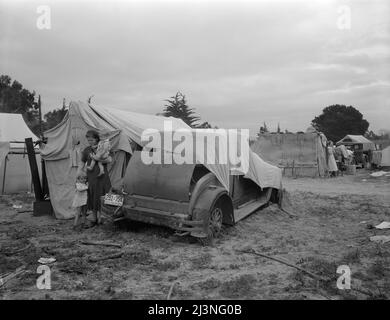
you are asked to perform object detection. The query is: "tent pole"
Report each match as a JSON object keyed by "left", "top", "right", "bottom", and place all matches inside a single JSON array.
[
  {"left": 317, "top": 157, "right": 321, "bottom": 178},
  {"left": 38, "top": 95, "right": 43, "bottom": 138},
  {"left": 41, "top": 158, "right": 49, "bottom": 197},
  {"left": 25, "top": 138, "right": 43, "bottom": 201},
  {"left": 1, "top": 155, "right": 7, "bottom": 195}
]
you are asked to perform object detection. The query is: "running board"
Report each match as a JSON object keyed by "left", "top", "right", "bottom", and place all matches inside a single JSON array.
[{"left": 233, "top": 188, "right": 272, "bottom": 223}]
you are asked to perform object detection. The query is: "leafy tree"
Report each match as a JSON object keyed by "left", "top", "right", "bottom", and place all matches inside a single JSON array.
[
  {"left": 0, "top": 74, "right": 69, "bottom": 135},
  {"left": 312, "top": 104, "right": 369, "bottom": 142},
  {"left": 0, "top": 74, "right": 41, "bottom": 135},
  {"left": 43, "top": 105, "right": 67, "bottom": 130},
  {"left": 163, "top": 92, "right": 200, "bottom": 127}
]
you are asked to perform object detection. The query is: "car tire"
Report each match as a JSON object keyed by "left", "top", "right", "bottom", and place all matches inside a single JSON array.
[{"left": 198, "top": 197, "right": 223, "bottom": 246}]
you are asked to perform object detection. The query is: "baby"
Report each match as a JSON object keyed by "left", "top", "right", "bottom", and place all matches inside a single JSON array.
[
  {"left": 73, "top": 175, "right": 88, "bottom": 229},
  {"left": 87, "top": 137, "right": 111, "bottom": 176}
]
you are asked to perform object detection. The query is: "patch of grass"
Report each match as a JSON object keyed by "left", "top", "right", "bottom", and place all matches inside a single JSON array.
[
  {"left": 294, "top": 256, "right": 339, "bottom": 296},
  {"left": 193, "top": 277, "right": 221, "bottom": 291},
  {"left": 123, "top": 248, "right": 154, "bottom": 265},
  {"left": 57, "top": 257, "right": 91, "bottom": 275},
  {"left": 0, "top": 255, "right": 22, "bottom": 274},
  {"left": 367, "top": 260, "right": 387, "bottom": 279},
  {"left": 153, "top": 260, "right": 181, "bottom": 272},
  {"left": 219, "top": 274, "right": 257, "bottom": 298},
  {"left": 9, "top": 227, "right": 36, "bottom": 240},
  {"left": 189, "top": 253, "right": 212, "bottom": 269},
  {"left": 13, "top": 269, "right": 36, "bottom": 288},
  {"left": 297, "top": 256, "right": 338, "bottom": 280},
  {"left": 341, "top": 248, "right": 361, "bottom": 264},
  {"left": 228, "top": 263, "right": 240, "bottom": 270},
  {"left": 111, "top": 291, "right": 134, "bottom": 300},
  {"left": 151, "top": 274, "right": 164, "bottom": 282}
]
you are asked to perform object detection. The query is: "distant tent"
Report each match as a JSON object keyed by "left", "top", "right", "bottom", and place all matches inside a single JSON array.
[
  {"left": 0, "top": 113, "right": 40, "bottom": 194},
  {"left": 381, "top": 146, "right": 390, "bottom": 167},
  {"left": 336, "top": 135, "right": 375, "bottom": 151},
  {"left": 40, "top": 101, "right": 189, "bottom": 219},
  {"left": 251, "top": 132, "right": 328, "bottom": 177}
]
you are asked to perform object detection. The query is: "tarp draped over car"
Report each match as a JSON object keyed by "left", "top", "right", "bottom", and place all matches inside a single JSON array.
[
  {"left": 142, "top": 128, "right": 282, "bottom": 191},
  {"left": 91, "top": 105, "right": 282, "bottom": 191},
  {"left": 41, "top": 101, "right": 282, "bottom": 219}
]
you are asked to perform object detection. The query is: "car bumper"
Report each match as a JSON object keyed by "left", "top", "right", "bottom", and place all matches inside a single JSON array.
[{"left": 123, "top": 205, "right": 206, "bottom": 235}]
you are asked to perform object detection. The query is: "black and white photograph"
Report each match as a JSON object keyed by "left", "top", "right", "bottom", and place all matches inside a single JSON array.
[{"left": 0, "top": 0, "right": 389, "bottom": 305}]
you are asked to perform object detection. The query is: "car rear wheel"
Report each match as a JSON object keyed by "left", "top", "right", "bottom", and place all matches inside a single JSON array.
[{"left": 198, "top": 198, "right": 223, "bottom": 246}]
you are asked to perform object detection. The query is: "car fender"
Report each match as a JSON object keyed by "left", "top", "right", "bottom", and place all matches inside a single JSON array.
[{"left": 190, "top": 185, "right": 234, "bottom": 238}]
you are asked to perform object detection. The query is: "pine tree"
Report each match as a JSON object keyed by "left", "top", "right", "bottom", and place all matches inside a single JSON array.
[{"left": 162, "top": 92, "right": 200, "bottom": 127}]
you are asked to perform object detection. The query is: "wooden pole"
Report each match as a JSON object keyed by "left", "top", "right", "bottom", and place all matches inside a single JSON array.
[
  {"left": 25, "top": 138, "right": 43, "bottom": 201},
  {"left": 1, "top": 155, "right": 7, "bottom": 195},
  {"left": 238, "top": 249, "right": 327, "bottom": 281},
  {"left": 292, "top": 160, "right": 295, "bottom": 178},
  {"left": 38, "top": 95, "right": 43, "bottom": 138},
  {"left": 41, "top": 159, "right": 49, "bottom": 197}
]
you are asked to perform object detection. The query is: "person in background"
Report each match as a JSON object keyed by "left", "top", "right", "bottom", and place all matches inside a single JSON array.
[
  {"left": 334, "top": 146, "right": 344, "bottom": 175},
  {"left": 77, "top": 130, "right": 112, "bottom": 227},
  {"left": 327, "top": 141, "right": 338, "bottom": 177}
]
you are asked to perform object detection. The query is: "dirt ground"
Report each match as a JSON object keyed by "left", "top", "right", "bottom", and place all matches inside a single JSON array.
[{"left": 1, "top": 169, "right": 389, "bottom": 300}]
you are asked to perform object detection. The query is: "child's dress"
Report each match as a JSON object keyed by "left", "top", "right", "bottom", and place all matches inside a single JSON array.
[
  {"left": 72, "top": 182, "right": 88, "bottom": 208},
  {"left": 96, "top": 139, "right": 111, "bottom": 159}
]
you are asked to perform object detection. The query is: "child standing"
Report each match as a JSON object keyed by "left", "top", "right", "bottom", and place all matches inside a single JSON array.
[
  {"left": 87, "top": 136, "right": 111, "bottom": 177},
  {"left": 73, "top": 175, "right": 88, "bottom": 229}
]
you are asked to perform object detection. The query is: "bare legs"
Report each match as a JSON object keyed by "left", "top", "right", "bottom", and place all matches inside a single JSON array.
[
  {"left": 97, "top": 162, "right": 104, "bottom": 177},
  {"left": 89, "top": 210, "right": 102, "bottom": 226},
  {"left": 87, "top": 159, "right": 105, "bottom": 176},
  {"left": 87, "top": 159, "right": 96, "bottom": 171},
  {"left": 73, "top": 206, "right": 87, "bottom": 229}
]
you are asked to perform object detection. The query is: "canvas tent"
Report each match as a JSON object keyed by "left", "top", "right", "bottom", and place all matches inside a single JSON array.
[
  {"left": 41, "top": 101, "right": 282, "bottom": 219},
  {"left": 40, "top": 101, "right": 189, "bottom": 219},
  {"left": 251, "top": 132, "right": 328, "bottom": 177},
  {"left": 380, "top": 146, "right": 390, "bottom": 167},
  {"left": 0, "top": 113, "right": 40, "bottom": 194},
  {"left": 336, "top": 135, "right": 375, "bottom": 151}
]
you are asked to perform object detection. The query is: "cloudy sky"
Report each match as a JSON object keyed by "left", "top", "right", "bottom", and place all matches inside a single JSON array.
[{"left": 1, "top": 0, "right": 389, "bottom": 135}]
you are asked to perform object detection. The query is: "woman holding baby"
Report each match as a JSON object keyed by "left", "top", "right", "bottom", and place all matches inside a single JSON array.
[{"left": 76, "top": 129, "right": 112, "bottom": 227}]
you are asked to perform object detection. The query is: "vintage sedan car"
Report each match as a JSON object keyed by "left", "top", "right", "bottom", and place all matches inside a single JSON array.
[{"left": 106, "top": 150, "right": 282, "bottom": 244}]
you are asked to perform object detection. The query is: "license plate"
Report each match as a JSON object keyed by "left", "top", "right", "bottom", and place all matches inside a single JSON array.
[{"left": 104, "top": 194, "right": 124, "bottom": 207}]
